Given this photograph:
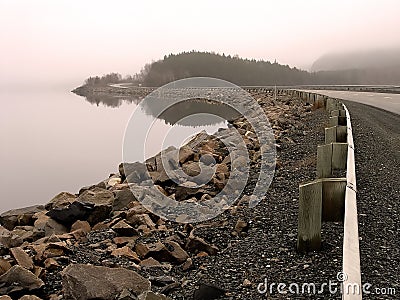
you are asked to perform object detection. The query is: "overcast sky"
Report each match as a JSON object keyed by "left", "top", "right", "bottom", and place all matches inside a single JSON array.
[{"left": 0, "top": 0, "right": 399, "bottom": 89}]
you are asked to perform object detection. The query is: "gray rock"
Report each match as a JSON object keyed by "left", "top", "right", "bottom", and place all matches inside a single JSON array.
[
  {"left": 46, "top": 187, "right": 114, "bottom": 226},
  {"left": 178, "top": 145, "right": 195, "bottom": 164},
  {"left": 185, "top": 234, "right": 219, "bottom": 256},
  {"left": 0, "top": 265, "right": 44, "bottom": 295},
  {"left": 117, "top": 288, "right": 137, "bottom": 300},
  {"left": 62, "top": 264, "right": 150, "bottom": 300},
  {"left": 18, "top": 296, "right": 43, "bottom": 300},
  {"left": 46, "top": 201, "right": 94, "bottom": 225},
  {"left": 138, "top": 291, "right": 171, "bottom": 300},
  {"left": 0, "top": 226, "right": 23, "bottom": 248},
  {"left": 164, "top": 240, "right": 190, "bottom": 264},
  {"left": 33, "top": 212, "right": 68, "bottom": 237},
  {"left": 113, "top": 189, "right": 138, "bottom": 211},
  {"left": 120, "top": 162, "right": 151, "bottom": 184},
  {"left": 10, "top": 247, "right": 34, "bottom": 270},
  {"left": 111, "top": 220, "right": 137, "bottom": 236},
  {"left": 45, "top": 192, "right": 76, "bottom": 210},
  {"left": 182, "top": 162, "right": 201, "bottom": 177},
  {"left": 199, "top": 153, "right": 216, "bottom": 166},
  {"left": 78, "top": 181, "right": 107, "bottom": 195},
  {"left": 77, "top": 187, "right": 115, "bottom": 225},
  {"left": 0, "top": 205, "right": 45, "bottom": 230},
  {"left": 0, "top": 258, "right": 12, "bottom": 276},
  {"left": 193, "top": 283, "right": 225, "bottom": 300},
  {"left": 184, "top": 131, "right": 210, "bottom": 149}
]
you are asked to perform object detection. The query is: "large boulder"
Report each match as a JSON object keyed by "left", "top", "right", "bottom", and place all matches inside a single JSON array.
[
  {"left": 182, "top": 162, "right": 201, "bottom": 177},
  {"left": 111, "top": 220, "right": 136, "bottom": 236},
  {"left": 46, "top": 201, "right": 93, "bottom": 226},
  {"left": 178, "top": 145, "right": 195, "bottom": 164},
  {"left": 0, "top": 226, "right": 23, "bottom": 248},
  {"left": 46, "top": 187, "right": 114, "bottom": 226},
  {"left": 113, "top": 188, "right": 138, "bottom": 211},
  {"left": 77, "top": 187, "right": 114, "bottom": 225},
  {"left": 145, "top": 147, "right": 181, "bottom": 184},
  {"left": 62, "top": 264, "right": 151, "bottom": 300},
  {"left": 33, "top": 212, "right": 68, "bottom": 237},
  {"left": 45, "top": 192, "right": 76, "bottom": 210},
  {"left": 135, "top": 240, "right": 189, "bottom": 264},
  {"left": 145, "top": 146, "right": 176, "bottom": 172},
  {"left": 0, "top": 205, "right": 45, "bottom": 230},
  {"left": 120, "top": 162, "right": 151, "bottom": 184},
  {"left": 10, "top": 247, "right": 34, "bottom": 270},
  {"left": 126, "top": 214, "right": 156, "bottom": 230},
  {"left": 0, "top": 265, "right": 44, "bottom": 295},
  {"left": 10, "top": 225, "right": 42, "bottom": 243}
]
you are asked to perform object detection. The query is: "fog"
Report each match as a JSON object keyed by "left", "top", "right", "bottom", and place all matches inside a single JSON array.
[{"left": 1, "top": 0, "right": 399, "bottom": 89}]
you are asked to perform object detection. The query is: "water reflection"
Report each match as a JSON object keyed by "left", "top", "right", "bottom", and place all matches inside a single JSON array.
[
  {"left": 74, "top": 89, "right": 240, "bottom": 127},
  {"left": 75, "top": 92, "right": 142, "bottom": 108}
]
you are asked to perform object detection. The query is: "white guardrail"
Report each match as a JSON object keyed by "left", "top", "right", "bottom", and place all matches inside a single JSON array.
[{"left": 288, "top": 90, "right": 362, "bottom": 300}]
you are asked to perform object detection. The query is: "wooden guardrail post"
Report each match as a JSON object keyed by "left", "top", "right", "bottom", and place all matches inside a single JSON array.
[
  {"left": 298, "top": 178, "right": 346, "bottom": 252},
  {"left": 325, "top": 126, "right": 347, "bottom": 143},
  {"left": 321, "top": 178, "right": 346, "bottom": 222},
  {"left": 332, "top": 143, "right": 348, "bottom": 170},
  {"left": 317, "top": 144, "right": 333, "bottom": 178},
  {"left": 329, "top": 115, "right": 347, "bottom": 127},
  {"left": 317, "top": 143, "right": 348, "bottom": 178},
  {"left": 297, "top": 180, "right": 323, "bottom": 251}
]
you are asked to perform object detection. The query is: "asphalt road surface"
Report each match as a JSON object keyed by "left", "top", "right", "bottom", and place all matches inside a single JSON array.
[{"left": 304, "top": 90, "right": 400, "bottom": 115}]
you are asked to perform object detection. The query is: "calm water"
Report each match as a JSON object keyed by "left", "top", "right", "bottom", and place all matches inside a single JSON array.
[{"left": 0, "top": 88, "right": 228, "bottom": 213}]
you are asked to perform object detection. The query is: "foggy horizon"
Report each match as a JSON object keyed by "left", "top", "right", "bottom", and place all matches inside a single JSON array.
[{"left": 1, "top": 0, "right": 400, "bottom": 90}]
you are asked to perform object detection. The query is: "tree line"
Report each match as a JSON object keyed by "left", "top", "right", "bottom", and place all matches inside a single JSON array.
[
  {"left": 82, "top": 51, "right": 400, "bottom": 87},
  {"left": 84, "top": 73, "right": 141, "bottom": 86}
]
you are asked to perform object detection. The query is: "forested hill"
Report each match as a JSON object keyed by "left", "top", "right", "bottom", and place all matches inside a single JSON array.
[
  {"left": 141, "top": 52, "right": 312, "bottom": 86},
  {"left": 80, "top": 51, "right": 400, "bottom": 88}
]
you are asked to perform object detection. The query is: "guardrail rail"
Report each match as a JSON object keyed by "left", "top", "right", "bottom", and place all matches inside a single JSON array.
[{"left": 289, "top": 90, "right": 362, "bottom": 300}]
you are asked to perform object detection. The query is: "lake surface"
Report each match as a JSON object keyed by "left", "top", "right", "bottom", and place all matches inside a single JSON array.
[{"left": 0, "top": 88, "right": 228, "bottom": 213}]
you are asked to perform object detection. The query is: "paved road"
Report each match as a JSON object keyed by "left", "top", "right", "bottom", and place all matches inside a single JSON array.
[{"left": 303, "top": 90, "right": 400, "bottom": 115}]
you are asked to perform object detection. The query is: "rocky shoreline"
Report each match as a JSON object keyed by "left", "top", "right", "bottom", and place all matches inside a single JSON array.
[
  {"left": 72, "top": 85, "right": 152, "bottom": 99},
  {"left": 0, "top": 90, "right": 343, "bottom": 299}
]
